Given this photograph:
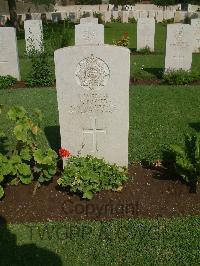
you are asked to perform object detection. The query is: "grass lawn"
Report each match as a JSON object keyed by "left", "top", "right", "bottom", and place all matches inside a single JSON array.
[
  {"left": 0, "top": 216, "right": 199, "bottom": 265},
  {"left": 1, "top": 85, "right": 200, "bottom": 162},
  {"left": 17, "top": 22, "right": 200, "bottom": 81}
]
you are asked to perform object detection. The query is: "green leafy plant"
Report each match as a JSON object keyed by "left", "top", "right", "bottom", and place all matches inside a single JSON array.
[
  {"left": 170, "top": 134, "right": 200, "bottom": 192},
  {"left": 0, "top": 106, "right": 58, "bottom": 199},
  {"left": 128, "top": 17, "right": 136, "bottom": 23},
  {"left": 43, "top": 20, "right": 73, "bottom": 54},
  {"left": 0, "top": 75, "right": 17, "bottom": 90},
  {"left": 25, "top": 51, "right": 54, "bottom": 87},
  {"left": 93, "top": 12, "right": 103, "bottom": 24},
  {"left": 57, "top": 155, "right": 128, "bottom": 200},
  {"left": 137, "top": 46, "right": 152, "bottom": 55},
  {"left": 163, "top": 70, "right": 200, "bottom": 85},
  {"left": 111, "top": 15, "right": 121, "bottom": 23},
  {"left": 113, "top": 32, "right": 129, "bottom": 47}
]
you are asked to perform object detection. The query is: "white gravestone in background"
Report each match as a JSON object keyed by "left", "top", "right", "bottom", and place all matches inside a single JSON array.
[
  {"left": 54, "top": 45, "right": 130, "bottom": 166},
  {"left": 191, "top": 19, "right": 200, "bottom": 53},
  {"left": 0, "top": 27, "right": 20, "bottom": 80},
  {"left": 119, "top": 11, "right": 129, "bottom": 23},
  {"left": 112, "top": 11, "right": 119, "bottom": 20},
  {"left": 104, "top": 11, "right": 111, "bottom": 23},
  {"left": 80, "top": 17, "right": 98, "bottom": 24},
  {"left": 165, "top": 24, "right": 193, "bottom": 71},
  {"left": 156, "top": 11, "right": 164, "bottom": 22},
  {"left": 137, "top": 18, "right": 155, "bottom": 52},
  {"left": 75, "top": 24, "right": 104, "bottom": 45},
  {"left": 24, "top": 20, "right": 43, "bottom": 53}
]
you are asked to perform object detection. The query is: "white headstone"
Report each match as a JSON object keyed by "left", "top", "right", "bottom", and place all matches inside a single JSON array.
[
  {"left": 139, "top": 11, "right": 148, "bottom": 19},
  {"left": 121, "top": 11, "right": 129, "bottom": 23},
  {"left": 75, "top": 24, "right": 104, "bottom": 46},
  {"left": 0, "top": 27, "right": 20, "bottom": 80},
  {"left": 80, "top": 17, "right": 98, "bottom": 24},
  {"left": 54, "top": 45, "right": 130, "bottom": 166},
  {"left": 165, "top": 24, "right": 193, "bottom": 71},
  {"left": 148, "top": 11, "right": 155, "bottom": 19},
  {"left": 191, "top": 19, "right": 200, "bottom": 53},
  {"left": 156, "top": 11, "right": 164, "bottom": 22},
  {"left": 137, "top": 18, "right": 155, "bottom": 52},
  {"left": 104, "top": 11, "right": 111, "bottom": 23},
  {"left": 112, "top": 11, "right": 119, "bottom": 20},
  {"left": 24, "top": 20, "right": 43, "bottom": 53}
]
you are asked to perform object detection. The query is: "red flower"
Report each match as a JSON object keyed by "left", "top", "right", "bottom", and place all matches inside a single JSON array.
[
  {"left": 124, "top": 32, "right": 129, "bottom": 38},
  {"left": 59, "top": 148, "right": 71, "bottom": 158}
]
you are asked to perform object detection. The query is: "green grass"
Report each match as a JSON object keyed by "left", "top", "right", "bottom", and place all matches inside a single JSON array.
[
  {"left": 1, "top": 23, "right": 200, "bottom": 264},
  {"left": 0, "top": 216, "right": 199, "bottom": 265},
  {"left": 1, "top": 85, "right": 200, "bottom": 162},
  {"left": 17, "top": 22, "right": 200, "bottom": 81}
]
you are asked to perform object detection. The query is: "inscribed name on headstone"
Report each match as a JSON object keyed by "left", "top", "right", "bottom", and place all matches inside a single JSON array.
[
  {"left": 0, "top": 27, "right": 20, "bottom": 80},
  {"left": 80, "top": 17, "right": 98, "bottom": 24},
  {"left": 191, "top": 19, "right": 200, "bottom": 53},
  {"left": 75, "top": 24, "right": 104, "bottom": 45},
  {"left": 24, "top": 20, "right": 43, "bottom": 53},
  {"left": 137, "top": 18, "right": 155, "bottom": 51},
  {"left": 165, "top": 24, "right": 193, "bottom": 71},
  {"left": 54, "top": 45, "right": 130, "bottom": 166}
]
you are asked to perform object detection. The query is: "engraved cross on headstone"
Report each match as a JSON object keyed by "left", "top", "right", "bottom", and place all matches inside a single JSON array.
[{"left": 83, "top": 118, "right": 106, "bottom": 153}]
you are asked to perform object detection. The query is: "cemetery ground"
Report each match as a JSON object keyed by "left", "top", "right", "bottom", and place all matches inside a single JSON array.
[{"left": 0, "top": 22, "right": 200, "bottom": 264}]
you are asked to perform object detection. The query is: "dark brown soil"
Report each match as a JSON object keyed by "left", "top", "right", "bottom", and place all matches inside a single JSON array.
[{"left": 0, "top": 164, "right": 199, "bottom": 224}]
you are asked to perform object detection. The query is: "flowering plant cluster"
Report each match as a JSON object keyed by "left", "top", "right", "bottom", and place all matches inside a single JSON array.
[
  {"left": 59, "top": 148, "right": 71, "bottom": 158},
  {"left": 0, "top": 106, "right": 128, "bottom": 201},
  {"left": 113, "top": 32, "right": 130, "bottom": 47}
]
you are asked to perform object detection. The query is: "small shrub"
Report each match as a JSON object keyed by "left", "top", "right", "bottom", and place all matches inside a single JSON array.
[
  {"left": 170, "top": 133, "right": 200, "bottom": 192},
  {"left": 113, "top": 32, "right": 129, "bottom": 47},
  {"left": 137, "top": 46, "right": 152, "bottom": 54},
  {"left": 0, "top": 76, "right": 17, "bottom": 90},
  {"left": 43, "top": 20, "right": 73, "bottom": 54},
  {"left": 57, "top": 155, "right": 128, "bottom": 199},
  {"left": 163, "top": 70, "right": 200, "bottom": 85},
  {"left": 128, "top": 17, "right": 136, "bottom": 23},
  {"left": 25, "top": 52, "right": 54, "bottom": 87},
  {"left": 111, "top": 15, "right": 121, "bottom": 23},
  {"left": 93, "top": 12, "right": 103, "bottom": 24},
  {"left": 184, "top": 15, "right": 191, "bottom": 24},
  {"left": 161, "top": 18, "right": 174, "bottom": 26}
]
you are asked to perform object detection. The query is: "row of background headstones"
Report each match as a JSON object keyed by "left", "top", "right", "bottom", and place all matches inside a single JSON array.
[
  {"left": 1, "top": 9, "right": 200, "bottom": 26},
  {"left": 0, "top": 16, "right": 199, "bottom": 165},
  {"left": 0, "top": 17, "right": 199, "bottom": 82}
]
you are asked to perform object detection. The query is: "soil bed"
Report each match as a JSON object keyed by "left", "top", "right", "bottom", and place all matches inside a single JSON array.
[{"left": 0, "top": 164, "right": 199, "bottom": 224}]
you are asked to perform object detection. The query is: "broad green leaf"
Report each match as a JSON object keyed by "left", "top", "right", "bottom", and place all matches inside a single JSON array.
[
  {"left": 19, "top": 175, "right": 33, "bottom": 185},
  {"left": 83, "top": 191, "right": 93, "bottom": 200},
  {"left": 20, "top": 148, "right": 32, "bottom": 161},
  {"left": 7, "top": 106, "right": 27, "bottom": 121},
  {"left": 0, "top": 185, "right": 4, "bottom": 199},
  {"left": 18, "top": 163, "right": 32, "bottom": 176},
  {"left": 0, "top": 175, "right": 4, "bottom": 183}
]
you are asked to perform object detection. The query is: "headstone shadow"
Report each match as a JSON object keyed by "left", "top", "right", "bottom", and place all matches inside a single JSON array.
[
  {"left": 189, "top": 122, "right": 200, "bottom": 132},
  {"left": 143, "top": 67, "right": 164, "bottom": 79},
  {"left": 0, "top": 215, "right": 62, "bottom": 265},
  {"left": 44, "top": 126, "right": 61, "bottom": 152}
]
